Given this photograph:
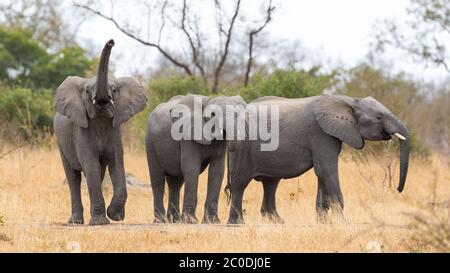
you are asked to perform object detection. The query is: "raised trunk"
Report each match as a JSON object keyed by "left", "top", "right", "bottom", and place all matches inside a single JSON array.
[
  {"left": 385, "top": 115, "right": 410, "bottom": 192},
  {"left": 96, "top": 39, "right": 115, "bottom": 101}
]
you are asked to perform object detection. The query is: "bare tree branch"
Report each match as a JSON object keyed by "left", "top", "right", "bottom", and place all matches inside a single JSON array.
[
  {"left": 181, "top": 0, "right": 207, "bottom": 83},
  {"left": 211, "top": 0, "right": 241, "bottom": 93},
  {"left": 244, "top": 0, "right": 275, "bottom": 86},
  {"left": 74, "top": 3, "right": 193, "bottom": 76}
]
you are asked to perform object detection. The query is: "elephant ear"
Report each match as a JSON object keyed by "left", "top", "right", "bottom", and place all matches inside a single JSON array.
[
  {"left": 54, "top": 76, "right": 89, "bottom": 128},
  {"left": 113, "top": 77, "right": 148, "bottom": 127},
  {"left": 170, "top": 94, "right": 211, "bottom": 145},
  {"left": 314, "top": 95, "right": 364, "bottom": 149}
]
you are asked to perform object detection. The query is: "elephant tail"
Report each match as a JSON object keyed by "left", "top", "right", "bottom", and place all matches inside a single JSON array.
[{"left": 224, "top": 150, "right": 232, "bottom": 205}]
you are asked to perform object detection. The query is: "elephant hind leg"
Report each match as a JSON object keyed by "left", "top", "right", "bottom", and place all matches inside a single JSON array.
[
  {"left": 167, "top": 176, "right": 183, "bottom": 223},
  {"left": 227, "top": 177, "right": 251, "bottom": 225},
  {"left": 59, "top": 150, "right": 84, "bottom": 225},
  {"left": 147, "top": 146, "right": 167, "bottom": 223},
  {"left": 261, "top": 178, "right": 284, "bottom": 224}
]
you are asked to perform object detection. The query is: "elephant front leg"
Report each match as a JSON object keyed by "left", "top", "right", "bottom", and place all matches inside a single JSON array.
[
  {"left": 181, "top": 157, "right": 201, "bottom": 224},
  {"left": 167, "top": 176, "right": 183, "bottom": 223},
  {"left": 316, "top": 178, "right": 331, "bottom": 223},
  {"left": 202, "top": 156, "right": 225, "bottom": 224},
  {"left": 261, "top": 178, "right": 284, "bottom": 224},
  {"left": 84, "top": 161, "right": 109, "bottom": 225},
  {"left": 107, "top": 149, "right": 127, "bottom": 222},
  {"left": 313, "top": 159, "right": 345, "bottom": 224},
  {"left": 60, "top": 151, "right": 84, "bottom": 224}
]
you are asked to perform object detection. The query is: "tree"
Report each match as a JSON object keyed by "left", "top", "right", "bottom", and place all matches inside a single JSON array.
[
  {"left": 0, "top": 26, "right": 93, "bottom": 89},
  {"left": 374, "top": 0, "right": 450, "bottom": 72},
  {"left": 74, "top": 0, "right": 275, "bottom": 93},
  {"left": 0, "top": 0, "right": 86, "bottom": 51}
]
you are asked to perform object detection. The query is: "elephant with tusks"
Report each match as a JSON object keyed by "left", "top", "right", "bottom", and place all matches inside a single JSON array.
[{"left": 226, "top": 95, "right": 410, "bottom": 224}]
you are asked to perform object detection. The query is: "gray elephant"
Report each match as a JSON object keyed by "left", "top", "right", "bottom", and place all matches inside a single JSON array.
[
  {"left": 145, "top": 94, "right": 246, "bottom": 224},
  {"left": 54, "top": 39, "right": 147, "bottom": 225},
  {"left": 226, "top": 95, "right": 410, "bottom": 224}
]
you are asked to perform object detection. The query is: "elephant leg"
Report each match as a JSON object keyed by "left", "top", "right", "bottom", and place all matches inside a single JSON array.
[
  {"left": 312, "top": 144, "right": 345, "bottom": 222},
  {"left": 100, "top": 160, "right": 107, "bottom": 184},
  {"left": 84, "top": 160, "right": 109, "bottom": 226},
  {"left": 180, "top": 150, "right": 201, "bottom": 224},
  {"left": 167, "top": 176, "right": 183, "bottom": 223},
  {"left": 106, "top": 147, "right": 127, "bottom": 222},
  {"left": 316, "top": 178, "right": 331, "bottom": 223},
  {"left": 181, "top": 169, "right": 200, "bottom": 224},
  {"left": 202, "top": 155, "right": 225, "bottom": 224},
  {"left": 60, "top": 151, "right": 84, "bottom": 225},
  {"left": 261, "top": 178, "right": 284, "bottom": 224},
  {"left": 147, "top": 147, "right": 167, "bottom": 223},
  {"left": 227, "top": 177, "right": 251, "bottom": 225}
]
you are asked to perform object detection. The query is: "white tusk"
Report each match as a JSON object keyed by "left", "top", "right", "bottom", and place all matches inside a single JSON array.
[
  {"left": 393, "top": 133, "right": 406, "bottom": 140},
  {"left": 110, "top": 99, "right": 114, "bottom": 105},
  {"left": 93, "top": 99, "right": 96, "bottom": 105}
]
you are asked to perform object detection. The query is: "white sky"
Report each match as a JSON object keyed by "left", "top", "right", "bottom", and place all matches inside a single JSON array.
[{"left": 75, "top": 0, "right": 449, "bottom": 82}]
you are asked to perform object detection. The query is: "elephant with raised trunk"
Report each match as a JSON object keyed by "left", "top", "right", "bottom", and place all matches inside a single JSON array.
[
  {"left": 54, "top": 39, "right": 148, "bottom": 225},
  {"left": 226, "top": 95, "right": 410, "bottom": 224},
  {"left": 146, "top": 94, "right": 246, "bottom": 224}
]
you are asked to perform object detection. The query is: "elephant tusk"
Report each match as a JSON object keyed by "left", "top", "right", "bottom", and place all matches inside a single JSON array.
[
  {"left": 110, "top": 99, "right": 114, "bottom": 105},
  {"left": 93, "top": 99, "right": 96, "bottom": 105},
  {"left": 393, "top": 133, "right": 406, "bottom": 141}
]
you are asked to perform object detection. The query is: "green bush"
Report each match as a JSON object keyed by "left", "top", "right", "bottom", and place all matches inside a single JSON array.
[
  {"left": 0, "top": 26, "right": 94, "bottom": 89},
  {"left": 0, "top": 85, "right": 53, "bottom": 141},
  {"left": 240, "top": 66, "right": 335, "bottom": 102}
]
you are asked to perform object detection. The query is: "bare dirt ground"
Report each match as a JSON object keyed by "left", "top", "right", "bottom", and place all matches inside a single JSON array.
[{"left": 0, "top": 146, "right": 449, "bottom": 252}]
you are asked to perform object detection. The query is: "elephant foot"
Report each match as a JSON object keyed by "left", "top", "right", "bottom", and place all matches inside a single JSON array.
[
  {"left": 68, "top": 214, "right": 84, "bottom": 225},
  {"left": 262, "top": 212, "right": 284, "bottom": 224},
  {"left": 316, "top": 211, "right": 330, "bottom": 224},
  {"left": 89, "top": 214, "right": 110, "bottom": 226},
  {"left": 227, "top": 216, "right": 244, "bottom": 225},
  {"left": 107, "top": 204, "right": 125, "bottom": 221},
  {"left": 202, "top": 213, "right": 221, "bottom": 224},
  {"left": 181, "top": 213, "right": 199, "bottom": 224},
  {"left": 167, "top": 211, "right": 182, "bottom": 223}
]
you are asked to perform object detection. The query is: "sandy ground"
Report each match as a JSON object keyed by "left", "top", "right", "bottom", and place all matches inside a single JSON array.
[{"left": 0, "top": 145, "right": 449, "bottom": 252}]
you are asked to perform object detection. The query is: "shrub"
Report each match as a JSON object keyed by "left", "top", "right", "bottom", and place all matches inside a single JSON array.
[
  {"left": 0, "top": 85, "right": 53, "bottom": 141},
  {"left": 240, "top": 66, "right": 335, "bottom": 102}
]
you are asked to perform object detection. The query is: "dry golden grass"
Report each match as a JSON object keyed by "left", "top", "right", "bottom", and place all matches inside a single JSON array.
[{"left": 0, "top": 144, "right": 449, "bottom": 252}]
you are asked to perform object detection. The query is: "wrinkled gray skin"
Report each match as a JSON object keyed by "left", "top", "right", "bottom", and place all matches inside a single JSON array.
[
  {"left": 146, "top": 94, "right": 247, "bottom": 224},
  {"left": 226, "top": 95, "right": 410, "bottom": 224},
  {"left": 54, "top": 40, "right": 148, "bottom": 225}
]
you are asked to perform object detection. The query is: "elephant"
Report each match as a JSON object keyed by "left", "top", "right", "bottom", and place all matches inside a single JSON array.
[
  {"left": 226, "top": 94, "right": 410, "bottom": 224},
  {"left": 145, "top": 94, "right": 247, "bottom": 224},
  {"left": 54, "top": 39, "right": 148, "bottom": 225}
]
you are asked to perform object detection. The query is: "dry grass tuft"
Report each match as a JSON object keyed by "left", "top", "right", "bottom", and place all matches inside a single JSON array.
[{"left": 0, "top": 143, "right": 449, "bottom": 252}]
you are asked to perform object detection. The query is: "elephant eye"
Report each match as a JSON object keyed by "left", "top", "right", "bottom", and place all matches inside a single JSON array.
[{"left": 376, "top": 116, "right": 382, "bottom": 120}]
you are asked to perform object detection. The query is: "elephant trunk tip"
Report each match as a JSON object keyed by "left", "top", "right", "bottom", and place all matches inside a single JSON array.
[{"left": 107, "top": 39, "right": 115, "bottom": 48}]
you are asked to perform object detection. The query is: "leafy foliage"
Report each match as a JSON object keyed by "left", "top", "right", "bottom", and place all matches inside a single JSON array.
[
  {"left": 0, "top": 26, "right": 94, "bottom": 89},
  {"left": 0, "top": 84, "right": 53, "bottom": 140},
  {"left": 240, "top": 66, "right": 335, "bottom": 102}
]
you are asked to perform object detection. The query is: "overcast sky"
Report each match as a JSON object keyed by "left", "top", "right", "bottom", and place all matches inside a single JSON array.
[{"left": 75, "top": 0, "right": 449, "bottom": 82}]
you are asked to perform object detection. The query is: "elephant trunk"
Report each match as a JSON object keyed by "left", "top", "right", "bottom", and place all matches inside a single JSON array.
[
  {"left": 384, "top": 115, "right": 410, "bottom": 193},
  {"left": 96, "top": 39, "right": 115, "bottom": 101}
]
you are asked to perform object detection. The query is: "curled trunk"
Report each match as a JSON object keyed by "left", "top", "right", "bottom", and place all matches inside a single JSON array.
[{"left": 96, "top": 39, "right": 115, "bottom": 101}]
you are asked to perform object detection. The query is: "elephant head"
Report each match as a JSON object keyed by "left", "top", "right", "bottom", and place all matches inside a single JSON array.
[
  {"left": 170, "top": 94, "right": 247, "bottom": 145},
  {"left": 314, "top": 95, "right": 410, "bottom": 192},
  {"left": 54, "top": 39, "right": 148, "bottom": 128}
]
